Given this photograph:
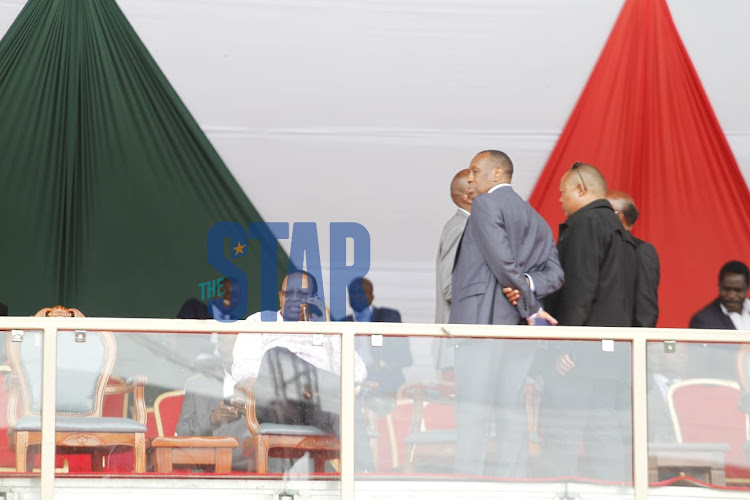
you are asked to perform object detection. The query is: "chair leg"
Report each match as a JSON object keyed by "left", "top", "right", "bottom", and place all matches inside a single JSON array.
[
  {"left": 91, "top": 451, "right": 104, "bottom": 472},
  {"left": 15, "top": 433, "right": 29, "bottom": 473},
  {"left": 255, "top": 436, "right": 269, "bottom": 473},
  {"left": 134, "top": 434, "right": 146, "bottom": 473},
  {"left": 313, "top": 455, "right": 326, "bottom": 473}
]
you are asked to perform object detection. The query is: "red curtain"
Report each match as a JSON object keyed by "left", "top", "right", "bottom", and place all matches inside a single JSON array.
[{"left": 528, "top": 0, "right": 750, "bottom": 327}]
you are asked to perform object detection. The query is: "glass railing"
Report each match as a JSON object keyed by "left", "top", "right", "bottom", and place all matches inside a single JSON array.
[{"left": 2, "top": 316, "right": 750, "bottom": 500}]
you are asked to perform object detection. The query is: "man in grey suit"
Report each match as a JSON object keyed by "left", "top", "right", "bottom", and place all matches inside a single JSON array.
[
  {"left": 449, "top": 150, "right": 564, "bottom": 477},
  {"left": 433, "top": 168, "right": 474, "bottom": 373}
]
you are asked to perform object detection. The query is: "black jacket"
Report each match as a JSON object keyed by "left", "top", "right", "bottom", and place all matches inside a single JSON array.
[
  {"left": 545, "top": 199, "right": 637, "bottom": 327},
  {"left": 633, "top": 237, "right": 660, "bottom": 328}
]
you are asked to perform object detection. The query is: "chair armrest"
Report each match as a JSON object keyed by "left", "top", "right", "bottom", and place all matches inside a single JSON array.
[
  {"left": 235, "top": 378, "right": 260, "bottom": 436},
  {"left": 105, "top": 375, "right": 148, "bottom": 426}
]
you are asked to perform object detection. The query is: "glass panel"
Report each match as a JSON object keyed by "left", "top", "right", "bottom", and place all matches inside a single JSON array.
[
  {"left": 1, "top": 327, "right": 42, "bottom": 489},
  {"left": 647, "top": 340, "right": 750, "bottom": 491},
  {"left": 355, "top": 334, "right": 633, "bottom": 500}
]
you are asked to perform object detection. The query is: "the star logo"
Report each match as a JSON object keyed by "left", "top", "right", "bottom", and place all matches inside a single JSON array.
[{"left": 232, "top": 241, "right": 246, "bottom": 256}]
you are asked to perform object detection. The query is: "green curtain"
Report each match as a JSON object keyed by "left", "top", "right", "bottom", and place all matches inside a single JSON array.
[{"left": 0, "top": 0, "right": 288, "bottom": 318}]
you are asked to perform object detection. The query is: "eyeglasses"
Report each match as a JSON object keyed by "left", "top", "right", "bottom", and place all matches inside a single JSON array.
[
  {"left": 280, "top": 289, "right": 314, "bottom": 300},
  {"left": 571, "top": 161, "right": 587, "bottom": 191}
]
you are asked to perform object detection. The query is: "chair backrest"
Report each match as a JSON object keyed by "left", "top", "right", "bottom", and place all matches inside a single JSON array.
[
  {"left": 397, "top": 380, "right": 456, "bottom": 432},
  {"left": 154, "top": 390, "right": 185, "bottom": 437},
  {"left": 7, "top": 306, "right": 115, "bottom": 418},
  {"left": 669, "top": 378, "right": 749, "bottom": 465}
]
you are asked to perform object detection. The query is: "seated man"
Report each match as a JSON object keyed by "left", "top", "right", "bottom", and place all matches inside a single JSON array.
[
  {"left": 689, "top": 260, "right": 750, "bottom": 380},
  {"left": 232, "top": 270, "right": 373, "bottom": 471},
  {"left": 346, "top": 277, "right": 412, "bottom": 415},
  {"left": 176, "top": 334, "right": 248, "bottom": 471}
]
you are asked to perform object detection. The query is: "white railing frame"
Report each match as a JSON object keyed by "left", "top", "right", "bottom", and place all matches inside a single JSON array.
[{"left": 1, "top": 316, "right": 748, "bottom": 500}]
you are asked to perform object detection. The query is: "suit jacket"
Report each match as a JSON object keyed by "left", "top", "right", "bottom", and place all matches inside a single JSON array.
[
  {"left": 688, "top": 299, "right": 739, "bottom": 379},
  {"left": 176, "top": 358, "right": 244, "bottom": 439},
  {"left": 544, "top": 199, "right": 637, "bottom": 376},
  {"left": 633, "top": 237, "right": 660, "bottom": 328},
  {"left": 545, "top": 199, "right": 637, "bottom": 327},
  {"left": 346, "top": 306, "right": 412, "bottom": 393},
  {"left": 450, "top": 185, "right": 564, "bottom": 325},
  {"left": 689, "top": 298, "right": 735, "bottom": 330},
  {"left": 435, "top": 209, "right": 469, "bottom": 324}
]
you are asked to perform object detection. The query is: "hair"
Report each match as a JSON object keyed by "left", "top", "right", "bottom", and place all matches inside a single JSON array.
[
  {"left": 477, "top": 150, "right": 514, "bottom": 178},
  {"left": 348, "top": 276, "right": 372, "bottom": 292},
  {"left": 176, "top": 298, "right": 211, "bottom": 319},
  {"left": 450, "top": 169, "right": 470, "bottom": 206},
  {"left": 620, "top": 201, "right": 639, "bottom": 226},
  {"left": 569, "top": 162, "right": 607, "bottom": 196},
  {"left": 719, "top": 261, "right": 750, "bottom": 286},
  {"left": 285, "top": 269, "right": 318, "bottom": 296}
]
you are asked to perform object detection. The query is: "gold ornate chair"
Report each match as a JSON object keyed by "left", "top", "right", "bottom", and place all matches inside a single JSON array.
[{"left": 6, "top": 306, "right": 148, "bottom": 473}]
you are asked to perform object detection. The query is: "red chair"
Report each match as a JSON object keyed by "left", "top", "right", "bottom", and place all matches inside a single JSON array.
[
  {"left": 154, "top": 390, "right": 185, "bottom": 437},
  {"left": 668, "top": 378, "right": 750, "bottom": 481},
  {"left": 397, "top": 381, "right": 457, "bottom": 473}
]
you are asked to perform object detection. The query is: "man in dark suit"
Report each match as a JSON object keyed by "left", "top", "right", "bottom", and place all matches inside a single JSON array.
[
  {"left": 607, "top": 190, "right": 660, "bottom": 327},
  {"left": 176, "top": 334, "right": 248, "bottom": 471},
  {"left": 688, "top": 260, "right": 750, "bottom": 380},
  {"left": 347, "top": 277, "right": 412, "bottom": 414},
  {"left": 449, "top": 150, "right": 564, "bottom": 477},
  {"left": 540, "top": 163, "right": 637, "bottom": 481}
]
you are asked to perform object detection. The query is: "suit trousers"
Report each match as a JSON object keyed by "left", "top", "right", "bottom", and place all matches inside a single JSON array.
[
  {"left": 453, "top": 338, "right": 536, "bottom": 477},
  {"left": 538, "top": 372, "right": 629, "bottom": 482}
]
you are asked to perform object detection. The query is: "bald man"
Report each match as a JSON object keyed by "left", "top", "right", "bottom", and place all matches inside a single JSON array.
[
  {"left": 435, "top": 168, "right": 475, "bottom": 325},
  {"left": 540, "top": 163, "right": 637, "bottom": 481},
  {"left": 433, "top": 169, "right": 474, "bottom": 374},
  {"left": 607, "top": 190, "right": 660, "bottom": 327}
]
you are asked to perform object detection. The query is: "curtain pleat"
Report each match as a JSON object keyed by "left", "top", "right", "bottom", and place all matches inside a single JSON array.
[{"left": 0, "top": 0, "right": 288, "bottom": 317}]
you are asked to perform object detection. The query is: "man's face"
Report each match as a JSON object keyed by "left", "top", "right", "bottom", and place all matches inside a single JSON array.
[
  {"left": 559, "top": 171, "right": 582, "bottom": 217},
  {"left": 348, "top": 279, "right": 374, "bottom": 312},
  {"left": 279, "top": 273, "right": 315, "bottom": 319},
  {"left": 719, "top": 273, "right": 749, "bottom": 313},
  {"left": 221, "top": 279, "right": 232, "bottom": 306},
  {"left": 467, "top": 153, "right": 498, "bottom": 195}
]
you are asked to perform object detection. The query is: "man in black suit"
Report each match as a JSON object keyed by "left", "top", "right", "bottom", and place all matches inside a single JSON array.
[
  {"left": 607, "top": 190, "right": 660, "bottom": 327},
  {"left": 688, "top": 260, "right": 750, "bottom": 380},
  {"left": 346, "top": 278, "right": 412, "bottom": 415},
  {"left": 539, "top": 163, "right": 637, "bottom": 481}
]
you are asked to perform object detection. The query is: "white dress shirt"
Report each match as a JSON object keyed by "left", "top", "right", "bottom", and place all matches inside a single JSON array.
[
  {"left": 231, "top": 310, "right": 367, "bottom": 383},
  {"left": 720, "top": 298, "right": 750, "bottom": 330}
]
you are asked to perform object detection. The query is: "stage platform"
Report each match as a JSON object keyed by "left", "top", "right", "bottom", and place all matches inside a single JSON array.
[{"left": 2, "top": 477, "right": 750, "bottom": 500}]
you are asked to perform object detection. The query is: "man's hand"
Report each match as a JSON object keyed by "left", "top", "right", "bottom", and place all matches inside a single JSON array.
[
  {"left": 502, "top": 276, "right": 530, "bottom": 306},
  {"left": 304, "top": 296, "right": 329, "bottom": 321},
  {"left": 502, "top": 287, "right": 521, "bottom": 305},
  {"left": 555, "top": 354, "right": 575, "bottom": 376},
  {"left": 527, "top": 309, "right": 558, "bottom": 326},
  {"left": 209, "top": 400, "right": 241, "bottom": 427}
]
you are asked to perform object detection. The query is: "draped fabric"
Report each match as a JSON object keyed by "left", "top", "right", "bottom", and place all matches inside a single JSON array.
[
  {"left": 0, "top": 0, "right": 288, "bottom": 317},
  {"left": 528, "top": 0, "right": 750, "bottom": 328}
]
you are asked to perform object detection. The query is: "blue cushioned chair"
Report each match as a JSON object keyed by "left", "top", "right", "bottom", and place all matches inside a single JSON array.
[{"left": 7, "top": 306, "right": 148, "bottom": 473}]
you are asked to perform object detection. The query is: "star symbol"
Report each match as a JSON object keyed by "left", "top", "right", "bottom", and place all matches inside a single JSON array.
[{"left": 232, "top": 241, "right": 246, "bottom": 256}]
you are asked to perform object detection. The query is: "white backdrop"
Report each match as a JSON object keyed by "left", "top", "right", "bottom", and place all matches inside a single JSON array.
[{"left": 2, "top": 0, "right": 749, "bottom": 322}]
